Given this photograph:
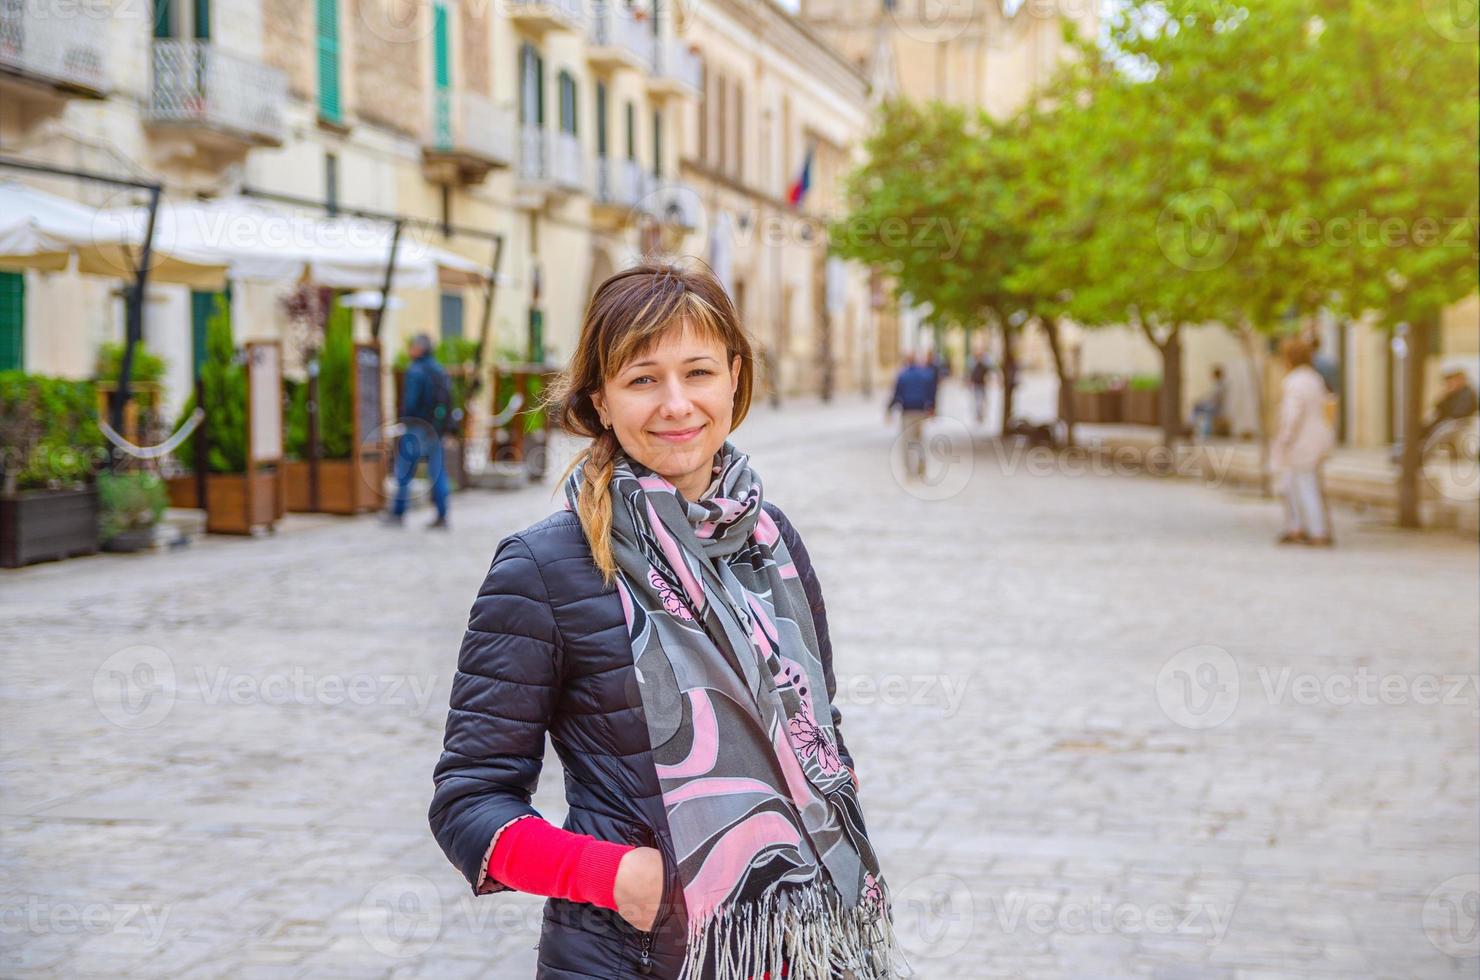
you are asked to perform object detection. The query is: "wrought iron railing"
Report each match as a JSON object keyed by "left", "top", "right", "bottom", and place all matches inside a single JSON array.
[
  {"left": 147, "top": 39, "right": 286, "bottom": 145},
  {"left": 0, "top": 0, "right": 109, "bottom": 94}
]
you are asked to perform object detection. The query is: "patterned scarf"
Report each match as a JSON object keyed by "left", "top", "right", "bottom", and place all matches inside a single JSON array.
[{"left": 563, "top": 440, "right": 905, "bottom": 980}]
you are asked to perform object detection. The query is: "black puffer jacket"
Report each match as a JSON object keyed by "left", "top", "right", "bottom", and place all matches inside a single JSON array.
[{"left": 429, "top": 503, "right": 855, "bottom": 979}]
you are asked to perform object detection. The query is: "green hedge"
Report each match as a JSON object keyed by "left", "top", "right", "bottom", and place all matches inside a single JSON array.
[
  {"left": 0, "top": 371, "right": 107, "bottom": 493},
  {"left": 95, "top": 342, "right": 167, "bottom": 385},
  {"left": 172, "top": 294, "right": 245, "bottom": 474}
]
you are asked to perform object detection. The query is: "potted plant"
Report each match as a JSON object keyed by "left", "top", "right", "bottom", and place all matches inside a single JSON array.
[
  {"left": 0, "top": 371, "right": 107, "bottom": 567},
  {"left": 170, "top": 296, "right": 281, "bottom": 534},
  {"left": 283, "top": 302, "right": 381, "bottom": 514},
  {"left": 1124, "top": 374, "right": 1162, "bottom": 426},
  {"left": 98, "top": 471, "right": 169, "bottom": 552}
]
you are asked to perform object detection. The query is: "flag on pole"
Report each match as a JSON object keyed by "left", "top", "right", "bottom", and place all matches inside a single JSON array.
[{"left": 787, "top": 145, "right": 813, "bottom": 209}]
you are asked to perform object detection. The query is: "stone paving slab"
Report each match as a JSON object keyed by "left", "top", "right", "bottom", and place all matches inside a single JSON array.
[{"left": 1, "top": 382, "right": 1476, "bottom": 978}]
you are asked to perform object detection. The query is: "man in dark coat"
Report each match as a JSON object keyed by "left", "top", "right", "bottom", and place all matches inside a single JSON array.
[{"left": 384, "top": 333, "right": 451, "bottom": 528}]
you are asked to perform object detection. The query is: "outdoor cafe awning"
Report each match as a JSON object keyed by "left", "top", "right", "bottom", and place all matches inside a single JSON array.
[
  {"left": 95, "top": 197, "right": 492, "bottom": 291},
  {"left": 0, "top": 181, "right": 228, "bottom": 288}
]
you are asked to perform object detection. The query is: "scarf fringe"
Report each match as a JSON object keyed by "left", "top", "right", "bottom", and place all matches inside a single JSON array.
[{"left": 677, "top": 878, "right": 912, "bottom": 980}]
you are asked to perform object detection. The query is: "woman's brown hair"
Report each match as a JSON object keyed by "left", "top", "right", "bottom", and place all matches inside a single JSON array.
[{"left": 544, "top": 260, "right": 754, "bottom": 586}]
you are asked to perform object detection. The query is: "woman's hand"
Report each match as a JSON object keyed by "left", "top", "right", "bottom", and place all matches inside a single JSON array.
[{"left": 613, "top": 846, "right": 665, "bottom": 932}]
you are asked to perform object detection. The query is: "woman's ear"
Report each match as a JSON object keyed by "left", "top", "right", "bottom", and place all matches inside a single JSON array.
[{"left": 730, "top": 354, "right": 741, "bottom": 396}]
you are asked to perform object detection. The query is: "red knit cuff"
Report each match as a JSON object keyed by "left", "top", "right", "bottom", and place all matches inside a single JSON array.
[{"left": 574, "top": 838, "right": 636, "bottom": 911}]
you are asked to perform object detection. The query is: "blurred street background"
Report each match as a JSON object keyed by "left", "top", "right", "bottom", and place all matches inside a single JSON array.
[
  {"left": 2, "top": 0, "right": 1477, "bottom": 977},
  {"left": 3, "top": 381, "right": 1478, "bottom": 977}
]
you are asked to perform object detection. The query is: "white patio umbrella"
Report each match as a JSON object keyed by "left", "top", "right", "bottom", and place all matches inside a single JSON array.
[
  {"left": 94, "top": 197, "right": 491, "bottom": 289},
  {"left": 0, "top": 181, "right": 227, "bottom": 287}
]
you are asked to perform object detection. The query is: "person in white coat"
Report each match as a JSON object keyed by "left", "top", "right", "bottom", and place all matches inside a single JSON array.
[{"left": 1272, "top": 338, "right": 1337, "bottom": 546}]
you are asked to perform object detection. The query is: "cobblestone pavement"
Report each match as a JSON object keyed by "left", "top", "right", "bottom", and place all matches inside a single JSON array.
[{"left": 2, "top": 379, "right": 1477, "bottom": 979}]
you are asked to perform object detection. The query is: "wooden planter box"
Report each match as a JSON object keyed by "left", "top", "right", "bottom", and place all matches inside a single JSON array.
[
  {"left": 0, "top": 487, "right": 100, "bottom": 568},
  {"left": 284, "top": 456, "right": 385, "bottom": 515},
  {"left": 1124, "top": 388, "right": 1162, "bottom": 426},
  {"left": 205, "top": 467, "right": 282, "bottom": 535},
  {"left": 1072, "top": 389, "right": 1123, "bottom": 424},
  {"left": 165, "top": 473, "right": 201, "bottom": 509}
]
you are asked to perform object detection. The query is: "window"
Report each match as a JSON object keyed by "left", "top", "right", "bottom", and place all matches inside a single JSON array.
[
  {"left": 152, "top": 0, "right": 210, "bottom": 39},
  {"left": 440, "top": 293, "right": 464, "bottom": 341},
  {"left": 732, "top": 83, "right": 744, "bottom": 180},
  {"left": 698, "top": 61, "right": 708, "bottom": 164},
  {"left": 625, "top": 100, "right": 636, "bottom": 160},
  {"left": 316, "top": 0, "right": 341, "bottom": 123},
  {"left": 716, "top": 74, "right": 728, "bottom": 171},
  {"left": 595, "top": 81, "right": 609, "bottom": 158},
  {"left": 325, "top": 153, "right": 339, "bottom": 216},
  {"left": 0, "top": 272, "right": 24, "bottom": 372},
  {"left": 652, "top": 108, "right": 663, "bottom": 179},
  {"left": 520, "top": 43, "right": 545, "bottom": 127},
  {"left": 558, "top": 70, "right": 578, "bottom": 136}
]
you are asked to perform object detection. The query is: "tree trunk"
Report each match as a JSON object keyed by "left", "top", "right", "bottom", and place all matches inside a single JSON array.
[
  {"left": 1236, "top": 323, "right": 1272, "bottom": 497},
  {"left": 1000, "top": 326, "right": 1017, "bottom": 437},
  {"left": 1397, "top": 317, "right": 1431, "bottom": 528},
  {"left": 1159, "top": 326, "right": 1184, "bottom": 448},
  {"left": 1041, "top": 316, "right": 1076, "bottom": 447}
]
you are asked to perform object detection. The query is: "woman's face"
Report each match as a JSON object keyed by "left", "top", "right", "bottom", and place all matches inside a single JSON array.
[{"left": 590, "top": 320, "right": 742, "bottom": 502}]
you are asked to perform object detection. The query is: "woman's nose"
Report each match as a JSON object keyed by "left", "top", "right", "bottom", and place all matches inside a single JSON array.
[{"left": 658, "top": 378, "right": 693, "bottom": 417}]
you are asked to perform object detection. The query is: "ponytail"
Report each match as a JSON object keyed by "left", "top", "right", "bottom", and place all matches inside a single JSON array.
[{"left": 556, "top": 429, "right": 622, "bottom": 588}]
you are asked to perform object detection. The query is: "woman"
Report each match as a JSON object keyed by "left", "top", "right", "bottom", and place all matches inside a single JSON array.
[
  {"left": 429, "top": 262, "right": 904, "bottom": 980},
  {"left": 1272, "top": 337, "right": 1336, "bottom": 546}
]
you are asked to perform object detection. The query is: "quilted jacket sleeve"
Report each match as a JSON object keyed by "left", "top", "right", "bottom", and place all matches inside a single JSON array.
[
  {"left": 429, "top": 533, "right": 562, "bottom": 896},
  {"left": 773, "top": 510, "right": 857, "bottom": 774}
]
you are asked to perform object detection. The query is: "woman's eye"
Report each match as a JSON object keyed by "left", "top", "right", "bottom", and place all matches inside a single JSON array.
[{"left": 629, "top": 369, "right": 713, "bottom": 386}]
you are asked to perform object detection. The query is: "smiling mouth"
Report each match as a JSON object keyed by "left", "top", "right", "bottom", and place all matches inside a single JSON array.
[{"left": 651, "top": 424, "right": 705, "bottom": 443}]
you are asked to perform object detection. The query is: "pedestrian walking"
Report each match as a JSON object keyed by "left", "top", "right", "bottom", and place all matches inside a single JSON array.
[
  {"left": 428, "top": 261, "right": 905, "bottom": 980},
  {"left": 968, "top": 348, "right": 994, "bottom": 426},
  {"left": 885, "top": 350, "right": 938, "bottom": 480},
  {"left": 383, "top": 333, "right": 452, "bottom": 529},
  {"left": 1272, "top": 338, "right": 1336, "bottom": 546}
]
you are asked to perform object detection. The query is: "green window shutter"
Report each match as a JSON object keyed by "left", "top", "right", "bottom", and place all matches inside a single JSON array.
[
  {"left": 193, "top": 0, "right": 210, "bottom": 38},
  {"left": 153, "top": 0, "right": 174, "bottom": 38},
  {"left": 625, "top": 101, "right": 635, "bottom": 160},
  {"left": 595, "top": 81, "right": 608, "bottom": 158},
  {"left": 0, "top": 272, "right": 25, "bottom": 372},
  {"left": 433, "top": 4, "right": 450, "bottom": 90},
  {"left": 189, "top": 290, "right": 218, "bottom": 378},
  {"left": 316, "top": 0, "right": 341, "bottom": 123}
]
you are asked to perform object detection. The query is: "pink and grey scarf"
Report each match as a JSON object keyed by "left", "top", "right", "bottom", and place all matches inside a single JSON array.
[{"left": 563, "top": 440, "right": 904, "bottom": 980}]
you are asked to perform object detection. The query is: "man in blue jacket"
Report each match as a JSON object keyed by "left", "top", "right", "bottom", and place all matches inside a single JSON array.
[
  {"left": 384, "top": 333, "right": 451, "bottom": 528},
  {"left": 885, "top": 350, "right": 938, "bottom": 480}
]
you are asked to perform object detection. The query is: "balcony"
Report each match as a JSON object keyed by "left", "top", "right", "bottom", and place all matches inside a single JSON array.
[
  {"left": 586, "top": 2, "right": 654, "bottom": 72},
  {"left": 423, "top": 91, "right": 515, "bottom": 185},
  {"left": 551, "top": 131, "right": 586, "bottom": 194},
  {"left": 592, "top": 157, "right": 653, "bottom": 227},
  {"left": 0, "top": 0, "right": 109, "bottom": 99},
  {"left": 146, "top": 39, "right": 286, "bottom": 150},
  {"left": 648, "top": 37, "right": 701, "bottom": 100},
  {"left": 508, "top": 0, "right": 584, "bottom": 35}
]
